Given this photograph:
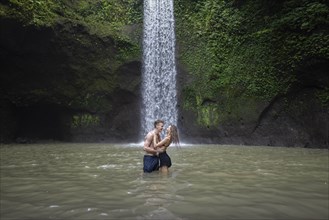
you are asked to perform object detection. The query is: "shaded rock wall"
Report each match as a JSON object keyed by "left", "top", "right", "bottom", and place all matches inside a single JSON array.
[
  {"left": 0, "top": 12, "right": 327, "bottom": 148},
  {"left": 70, "top": 61, "right": 142, "bottom": 143},
  {"left": 178, "top": 60, "right": 329, "bottom": 148},
  {"left": 0, "top": 17, "right": 142, "bottom": 143}
]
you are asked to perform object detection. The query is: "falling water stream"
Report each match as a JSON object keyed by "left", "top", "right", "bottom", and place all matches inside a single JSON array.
[{"left": 141, "top": 0, "right": 178, "bottom": 135}]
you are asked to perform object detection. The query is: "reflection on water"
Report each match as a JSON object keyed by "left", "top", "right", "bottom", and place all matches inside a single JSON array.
[{"left": 0, "top": 143, "right": 328, "bottom": 219}]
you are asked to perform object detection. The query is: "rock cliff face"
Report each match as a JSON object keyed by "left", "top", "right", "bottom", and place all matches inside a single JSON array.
[
  {"left": 178, "top": 60, "right": 329, "bottom": 148},
  {"left": 0, "top": 3, "right": 328, "bottom": 148},
  {"left": 0, "top": 16, "right": 142, "bottom": 143},
  {"left": 69, "top": 61, "right": 142, "bottom": 143}
]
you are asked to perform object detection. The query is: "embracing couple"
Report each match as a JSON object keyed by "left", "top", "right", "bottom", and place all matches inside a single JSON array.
[{"left": 143, "top": 119, "right": 180, "bottom": 173}]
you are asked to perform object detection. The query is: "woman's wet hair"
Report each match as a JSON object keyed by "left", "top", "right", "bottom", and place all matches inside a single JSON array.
[{"left": 169, "top": 125, "right": 180, "bottom": 145}]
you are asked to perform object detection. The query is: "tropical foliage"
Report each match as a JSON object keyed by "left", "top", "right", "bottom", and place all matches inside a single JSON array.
[
  {"left": 175, "top": 0, "right": 329, "bottom": 125},
  {"left": 1, "top": 0, "right": 142, "bottom": 25},
  {"left": 0, "top": 0, "right": 143, "bottom": 110},
  {"left": 1, "top": 0, "right": 328, "bottom": 128}
]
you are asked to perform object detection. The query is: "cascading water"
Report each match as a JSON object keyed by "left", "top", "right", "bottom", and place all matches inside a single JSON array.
[{"left": 141, "top": 0, "right": 178, "bottom": 136}]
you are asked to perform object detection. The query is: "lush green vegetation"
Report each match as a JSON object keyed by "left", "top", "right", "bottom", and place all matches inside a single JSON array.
[
  {"left": 1, "top": 0, "right": 142, "bottom": 28},
  {"left": 175, "top": 0, "right": 329, "bottom": 126},
  {"left": 71, "top": 114, "right": 100, "bottom": 128},
  {"left": 0, "top": 0, "right": 143, "bottom": 114},
  {"left": 1, "top": 0, "right": 328, "bottom": 130},
  {"left": 1, "top": 0, "right": 143, "bottom": 60}
]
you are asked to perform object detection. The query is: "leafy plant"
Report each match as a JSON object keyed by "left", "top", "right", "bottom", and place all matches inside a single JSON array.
[{"left": 175, "top": 0, "right": 329, "bottom": 126}]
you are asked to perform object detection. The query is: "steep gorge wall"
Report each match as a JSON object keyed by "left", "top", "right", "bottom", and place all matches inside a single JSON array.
[
  {"left": 0, "top": 15, "right": 142, "bottom": 143},
  {"left": 175, "top": 0, "right": 329, "bottom": 148},
  {"left": 0, "top": 0, "right": 328, "bottom": 148}
]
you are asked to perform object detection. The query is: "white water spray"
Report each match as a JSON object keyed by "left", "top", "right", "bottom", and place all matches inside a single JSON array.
[{"left": 141, "top": 0, "right": 178, "bottom": 136}]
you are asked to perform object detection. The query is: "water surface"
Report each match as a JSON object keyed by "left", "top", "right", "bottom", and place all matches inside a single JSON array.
[{"left": 0, "top": 143, "right": 328, "bottom": 219}]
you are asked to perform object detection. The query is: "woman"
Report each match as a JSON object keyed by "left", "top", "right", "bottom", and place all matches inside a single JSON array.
[{"left": 153, "top": 125, "right": 180, "bottom": 173}]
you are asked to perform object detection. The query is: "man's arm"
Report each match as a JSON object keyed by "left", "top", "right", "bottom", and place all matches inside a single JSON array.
[{"left": 153, "top": 133, "right": 157, "bottom": 147}]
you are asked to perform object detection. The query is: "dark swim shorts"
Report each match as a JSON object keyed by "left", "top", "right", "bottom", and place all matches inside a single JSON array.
[
  {"left": 143, "top": 155, "right": 159, "bottom": 173},
  {"left": 159, "top": 151, "right": 172, "bottom": 168}
]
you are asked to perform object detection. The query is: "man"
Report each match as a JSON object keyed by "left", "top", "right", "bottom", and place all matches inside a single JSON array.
[{"left": 143, "top": 119, "right": 164, "bottom": 173}]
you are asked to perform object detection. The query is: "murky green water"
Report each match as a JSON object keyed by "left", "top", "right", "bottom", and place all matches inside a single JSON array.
[{"left": 0, "top": 143, "right": 328, "bottom": 220}]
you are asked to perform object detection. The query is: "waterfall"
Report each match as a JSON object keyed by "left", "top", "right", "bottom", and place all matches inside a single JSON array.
[{"left": 141, "top": 0, "right": 178, "bottom": 136}]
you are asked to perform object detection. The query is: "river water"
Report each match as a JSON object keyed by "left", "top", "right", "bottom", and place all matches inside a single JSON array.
[{"left": 0, "top": 143, "right": 328, "bottom": 220}]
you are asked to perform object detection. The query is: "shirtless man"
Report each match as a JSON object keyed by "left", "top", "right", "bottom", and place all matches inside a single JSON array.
[{"left": 143, "top": 119, "right": 165, "bottom": 173}]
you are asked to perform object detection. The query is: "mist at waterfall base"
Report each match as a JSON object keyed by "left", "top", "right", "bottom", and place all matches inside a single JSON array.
[{"left": 141, "top": 0, "right": 178, "bottom": 138}]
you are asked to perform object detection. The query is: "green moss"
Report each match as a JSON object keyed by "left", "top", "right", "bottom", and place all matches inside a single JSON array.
[
  {"left": 176, "top": 0, "right": 329, "bottom": 127},
  {"left": 71, "top": 114, "right": 100, "bottom": 128},
  {"left": 4, "top": 0, "right": 59, "bottom": 26},
  {"left": 193, "top": 96, "right": 261, "bottom": 128},
  {"left": 316, "top": 87, "right": 329, "bottom": 107},
  {"left": 0, "top": 4, "right": 8, "bottom": 16},
  {"left": 1, "top": 0, "right": 143, "bottom": 117},
  {"left": 196, "top": 105, "right": 219, "bottom": 127}
]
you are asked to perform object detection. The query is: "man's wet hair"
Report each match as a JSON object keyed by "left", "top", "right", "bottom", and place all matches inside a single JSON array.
[{"left": 154, "top": 119, "right": 164, "bottom": 128}]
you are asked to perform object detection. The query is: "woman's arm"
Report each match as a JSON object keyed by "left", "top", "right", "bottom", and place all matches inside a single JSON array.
[{"left": 155, "top": 136, "right": 170, "bottom": 148}]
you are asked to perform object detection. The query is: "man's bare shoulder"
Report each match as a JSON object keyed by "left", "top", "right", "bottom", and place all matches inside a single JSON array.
[{"left": 143, "top": 131, "right": 154, "bottom": 141}]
